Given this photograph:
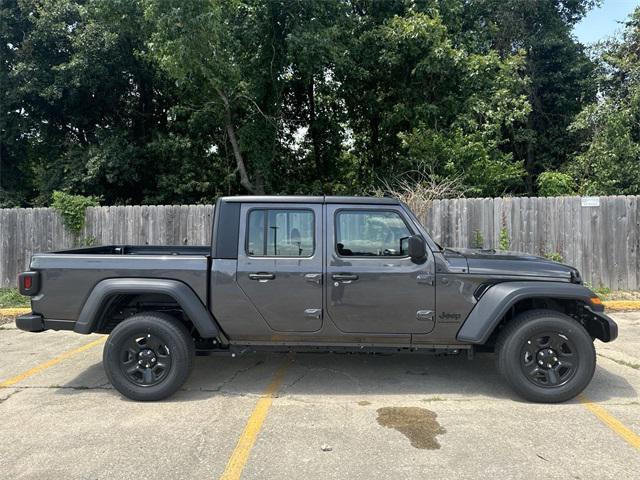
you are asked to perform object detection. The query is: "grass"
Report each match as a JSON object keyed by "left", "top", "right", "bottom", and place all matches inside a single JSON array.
[{"left": 0, "top": 288, "right": 30, "bottom": 309}]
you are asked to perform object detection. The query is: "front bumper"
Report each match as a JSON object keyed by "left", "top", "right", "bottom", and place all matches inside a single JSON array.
[
  {"left": 16, "top": 313, "right": 45, "bottom": 332},
  {"left": 586, "top": 307, "right": 618, "bottom": 342}
]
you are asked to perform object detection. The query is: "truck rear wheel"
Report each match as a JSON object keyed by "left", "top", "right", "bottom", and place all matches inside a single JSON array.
[
  {"left": 103, "top": 312, "right": 195, "bottom": 401},
  {"left": 495, "top": 309, "right": 596, "bottom": 403}
]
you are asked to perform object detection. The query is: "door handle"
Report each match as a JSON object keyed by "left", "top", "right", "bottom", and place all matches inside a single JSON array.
[
  {"left": 417, "top": 273, "right": 435, "bottom": 286},
  {"left": 416, "top": 310, "right": 434, "bottom": 321},
  {"left": 332, "top": 273, "right": 359, "bottom": 282},
  {"left": 248, "top": 272, "right": 275, "bottom": 281},
  {"left": 304, "top": 273, "right": 322, "bottom": 284},
  {"left": 304, "top": 308, "right": 322, "bottom": 319}
]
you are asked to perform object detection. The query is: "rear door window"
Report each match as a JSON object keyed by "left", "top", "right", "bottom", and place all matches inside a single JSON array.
[{"left": 246, "top": 209, "right": 314, "bottom": 257}]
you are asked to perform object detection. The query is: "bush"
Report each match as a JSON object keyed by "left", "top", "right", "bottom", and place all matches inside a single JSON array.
[
  {"left": 51, "top": 191, "right": 100, "bottom": 235},
  {"left": 499, "top": 226, "right": 510, "bottom": 250},
  {"left": 472, "top": 230, "right": 484, "bottom": 249},
  {"left": 537, "top": 172, "right": 575, "bottom": 197},
  {"left": 545, "top": 252, "right": 564, "bottom": 263}
]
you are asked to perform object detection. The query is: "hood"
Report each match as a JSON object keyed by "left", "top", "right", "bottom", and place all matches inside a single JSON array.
[{"left": 443, "top": 248, "right": 581, "bottom": 282}]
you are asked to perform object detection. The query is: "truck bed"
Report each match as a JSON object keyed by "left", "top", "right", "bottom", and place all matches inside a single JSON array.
[{"left": 29, "top": 246, "right": 210, "bottom": 321}]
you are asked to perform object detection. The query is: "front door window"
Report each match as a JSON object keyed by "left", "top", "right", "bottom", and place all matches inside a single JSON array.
[{"left": 335, "top": 210, "right": 411, "bottom": 257}]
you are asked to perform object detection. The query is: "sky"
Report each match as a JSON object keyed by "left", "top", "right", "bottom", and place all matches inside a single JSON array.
[{"left": 573, "top": 0, "right": 639, "bottom": 44}]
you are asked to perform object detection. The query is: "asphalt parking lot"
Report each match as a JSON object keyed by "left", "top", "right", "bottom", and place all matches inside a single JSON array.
[{"left": 1, "top": 313, "right": 638, "bottom": 479}]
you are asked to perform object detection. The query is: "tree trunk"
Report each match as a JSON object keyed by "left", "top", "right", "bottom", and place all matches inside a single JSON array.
[
  {"left": 216, "top": 87, "right": 258, "bottom": 194},
  {"left": 524, "top": 112, "right": 534, "bottom": 194},
  {"left": 307, "top": 77, "right": 324, "bottom": 184},
  {"left": 370, "top": 114, "right": 381, "bottom": 168}
]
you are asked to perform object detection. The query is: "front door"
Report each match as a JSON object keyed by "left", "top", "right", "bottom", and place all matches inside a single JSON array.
[
  {"left": 236, "top": 203, "right": 323, "bottom": 332},
  {"left": 325, "top": 205, "right": 436, "bottom": 334}
]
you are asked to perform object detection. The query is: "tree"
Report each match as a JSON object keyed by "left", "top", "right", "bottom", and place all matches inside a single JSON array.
[
  {"left": 145, "top": 0, "right": 270, "bottom": 194},
  {"left": 0, "top": 0, "right": 33, "bottom": 206},
  {"left": 0, "top": 0, "right": 607, "bottom": 206},
  {"left": 569, "top": 8, "right": 640, "bottom": 195},
  {"left": 464, "top": 0, "right": 598, "bottom": 193},
  {"left": 537, "top": 171, "right": 575, "bottom": 196},
  {"left": 337, "top": 4, "right": 530, "bottom": 196}
]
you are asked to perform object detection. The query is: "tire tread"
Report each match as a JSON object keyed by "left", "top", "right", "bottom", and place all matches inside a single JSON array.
[
  {"left": 103, "top": 312, "right": 195, "bottom": 401},
  {"left": 495, "top": 309, "right": 596, "bottom": 403}
]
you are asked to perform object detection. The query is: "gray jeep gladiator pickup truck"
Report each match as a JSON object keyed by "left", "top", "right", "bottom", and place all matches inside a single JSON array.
[{"left": 17, "top": 196, "right": 617, "bottom": 402}]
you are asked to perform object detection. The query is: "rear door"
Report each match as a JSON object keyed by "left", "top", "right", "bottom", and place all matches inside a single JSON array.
[
  {"left": 325, "top": 204, "right": 436, "bottom": 334},
  {"left": 236, "top": 203, "right": 323, "bottom": 332}
]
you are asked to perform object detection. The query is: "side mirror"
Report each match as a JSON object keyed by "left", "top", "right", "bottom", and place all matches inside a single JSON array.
[{"left": 407, "top": 235, "right": 427, "bottom": 261}]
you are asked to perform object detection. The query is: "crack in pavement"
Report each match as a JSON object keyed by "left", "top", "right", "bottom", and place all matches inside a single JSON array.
[
  {"left": 174, "top": 360, "right": 267, "bottom": 397},
  {"left": 0, "top": 389, "right": 22, "bottom": 404},
  {"left": 203, "top": 359, "right": 265, "bottom": 393},
  {"left": 4, "top": 381, "right": 637, "bottom": 406},
  {"left": 597, "top": 353, "right": 640, "bottom": 370},
  {"left": 279, "top": 364, "right": 365, "bottom": 394},
  {"left": 0, "top": 383, "right": 113, "bottom": 391}
]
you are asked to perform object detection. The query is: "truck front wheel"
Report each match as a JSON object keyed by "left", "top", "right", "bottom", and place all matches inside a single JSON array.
[
  {"left": 495, "top": 309, "right": 596, "bottom": 403},
  {"left": 103, "top": 312, "right": 195, "bottom": 401}
]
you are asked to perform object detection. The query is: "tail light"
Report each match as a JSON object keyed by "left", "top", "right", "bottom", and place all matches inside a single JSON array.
[{"left": 18, "top": 271, "right": 40, "bottom": 296}]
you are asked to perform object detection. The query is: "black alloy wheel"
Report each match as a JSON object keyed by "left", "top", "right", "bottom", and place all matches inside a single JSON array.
[
  {"left": 104, "top": 312, "right": 195, "bottom": 401},
  {"left": 496, "top": 309, "right": 596, "bottom": 403},
  {"left": 120, "top": 332, "right": 173, "bottom": 387},
  {"left": 520, "top": 331, "right": 577, "bottom": 388}
]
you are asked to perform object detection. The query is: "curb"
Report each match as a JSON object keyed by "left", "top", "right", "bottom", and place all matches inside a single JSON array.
[
  {"left": 0, "top": 307, "right": 30, "bottom": 317},
  {"left": 602, "top": 300, "right": 640, "bottom": 312}
]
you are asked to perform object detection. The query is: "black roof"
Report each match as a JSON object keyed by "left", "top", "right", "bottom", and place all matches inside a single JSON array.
[{"left": 219, "top": 195, "right": 400, "bottom": 205}]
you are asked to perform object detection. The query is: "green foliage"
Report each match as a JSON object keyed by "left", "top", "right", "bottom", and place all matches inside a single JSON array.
[
  {"left": 0, "top": 289, "right": 30, "bottom": 308},
  {"left": 544, "top": 252, "right": 564, "bottom": 263},
  {"left": 569, "top": 9, "right": 640, "bottom": 195},
  {"left": 0, "top": 0, "right": 627, "bottom": 205},
  {"left": 339, "top": 8, "right": 530, "bottom": 196},
  {"left": 466, "top": 0, "right": 597, "bottom": 193},
  {"left": 537, "top": 172, "right": 575, "bottom": 197},
  {"left": 82, "top": 236, "right": 98, "bottom": 247},
  {"left": 499, "top": 226, "right": 510, "bottom": 251},
  {"left": 593, "top": 285, "right": 612, "bottom": 298},
  {"left": 584, "top": 283, "right": 612, "bottom": 299},
  {"left": 51, "top": 191, "right": 99, "bottom": 235},
  {"left": 472, "top": 230, "right": 485, "bottom": 249}
]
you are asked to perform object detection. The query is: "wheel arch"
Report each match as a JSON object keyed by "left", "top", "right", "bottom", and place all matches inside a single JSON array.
[
  {"left": 456, "top": 281, "right": 617, "bottom": 345},
  {"left": 74, "top": 278, "right": 223, "bottom": 340}
]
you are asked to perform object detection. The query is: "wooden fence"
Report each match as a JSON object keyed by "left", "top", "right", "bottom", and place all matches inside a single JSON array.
[{"left": 1, "top": 196, "right": 638, "bottom": 289}]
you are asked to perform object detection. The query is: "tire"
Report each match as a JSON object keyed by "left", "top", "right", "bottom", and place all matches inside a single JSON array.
[
  {"left": 495, "top": 309, "right": 596, "bottom": 403},
  {"left": 103, "top": 312, "right": 195, "bottom": 401}
]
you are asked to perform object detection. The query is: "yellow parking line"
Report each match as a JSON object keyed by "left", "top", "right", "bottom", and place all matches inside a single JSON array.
[
  {"left": 578, "top": 394, "right": 640, "bottom": 450},
  {"left": 219, "top": 360, "right": 290, "bottom": 480},
  {"left": 0, "top": 336, "right": 106, "bottom": 388}
]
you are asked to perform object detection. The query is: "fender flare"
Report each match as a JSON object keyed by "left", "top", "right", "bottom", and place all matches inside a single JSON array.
[
  {"left": 74, "top": 278, "right": 222, "bottom": 339},
  {"left": 456, "top": 281, "right": 610, "bottom": 344}
]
